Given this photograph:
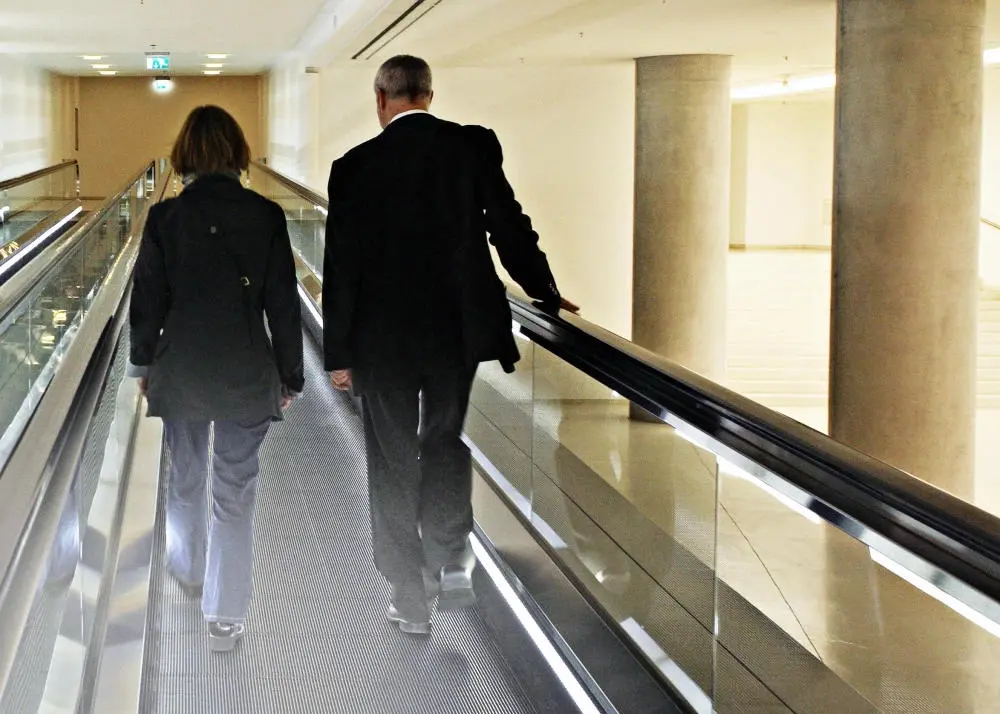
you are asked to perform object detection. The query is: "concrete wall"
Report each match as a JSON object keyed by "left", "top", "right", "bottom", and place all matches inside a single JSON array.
[
  {"left": 0, "top": 57, "right": 53, "bottom": 180},
  {"left": 75, "top": 75, "right": 264, "bottom": 197},
  {"left": 268, "top": 61, "right": 637, "bottom": 339}
]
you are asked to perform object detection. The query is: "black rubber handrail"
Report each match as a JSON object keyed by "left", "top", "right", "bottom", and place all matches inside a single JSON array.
[
  {"left": 506, "top": 289, "right": 1000, "bottom": 603},
  {"left": 0, "top": 161, "right": 78, "bottom": 194},
  {"left": 258, "top": 163, "right": 1000, "bottom": 609}
]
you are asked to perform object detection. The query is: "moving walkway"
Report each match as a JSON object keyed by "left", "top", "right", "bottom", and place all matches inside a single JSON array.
[
  {"left": 1, "top": 160, "right": 999, "bottom": 713},
  {"left": 0, "top": 162, "right": 83, "bottom": 276}
]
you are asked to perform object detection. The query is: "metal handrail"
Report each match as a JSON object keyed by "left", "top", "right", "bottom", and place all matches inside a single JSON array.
[
  {"left": 0, "top": 163, "right": 150, "bottom": 325},
  {"left": 257, "top": 163, "right": 1000, "bottom": 623},
  {"left": 249, "top": 160, "right": 327, "bottom": 209},
  {"left": 0, "top": 161, "right": 169, "bottom": 697},
  {"left": 0, "top": 160, "right": 78, "bottom": 194},
  {"left": 0, "top": 202, "right": 83, "bottom": 287}
]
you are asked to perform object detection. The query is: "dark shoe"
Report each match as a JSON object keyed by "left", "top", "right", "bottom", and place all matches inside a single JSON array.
[
  {"left": 208, "top": 622, "right": 245, "bottom": 652},
  {"left": 438, "top": 565, "right": 476, "bottom": 611}
]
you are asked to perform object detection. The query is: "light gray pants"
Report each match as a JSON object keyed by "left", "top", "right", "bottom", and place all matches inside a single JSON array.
[{"left": 163, "top": 418, "right": 270, "bottom": 625}]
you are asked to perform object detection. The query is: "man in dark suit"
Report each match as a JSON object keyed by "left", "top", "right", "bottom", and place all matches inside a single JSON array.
[{"left": 323, "top": 55, "right": 576, "bottom": 635}]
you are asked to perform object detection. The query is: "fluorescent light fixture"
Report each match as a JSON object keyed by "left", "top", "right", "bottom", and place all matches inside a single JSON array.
[
  {"left": 91, "top": 64, "right": 111, "bottom": 69},
  {"left": 737, "top": 48, "right": 1000, "bottom": 100},
  {"left": 99, "top": 71, "right": 117, "bottom": 76},
  {"left": 82, "top": 55, "right": 103, "bottom": 61},
  {"left": 204, "top": 63, "right": 225, "bottom": 68},
  {"left": 470, "top": 534, "right": 602, "bottom": 714},
  {"left": 206, "top": 53, "right": 229, "bottom": 59},
  {"left": 870, "top": 547, "right": 1000, "bottom": 640},
  {"left": 732, "top": 73, "right": 836, "bottom": 100},
  {"left": 203, "top": 70, "right": 221, "bottom": 76}
]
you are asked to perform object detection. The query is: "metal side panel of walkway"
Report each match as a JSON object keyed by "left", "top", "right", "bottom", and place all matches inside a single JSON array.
[{"left": 138, "top": 332, "right": 539, "bottom": 714}]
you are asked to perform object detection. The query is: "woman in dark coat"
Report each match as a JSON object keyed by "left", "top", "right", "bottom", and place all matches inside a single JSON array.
[{"left": 129, "top": 105, "right": 304, "bottom": 652}]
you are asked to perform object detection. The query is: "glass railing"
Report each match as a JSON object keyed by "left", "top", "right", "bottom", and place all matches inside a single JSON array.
[
  {"left": 0, "top": 161, "right": 168, "bottom": 712},
  {"left": 248, "top": 162, "right": 325, "bottom": 294},
  {"left": 251, "top": 163, "right": 1000, "bottom": 714},
  {"left": 0, "top": 162, "right": 79, "bottom": 255},
  {"left": 0, "top": 163, "right": 152, "bottom": 475}
]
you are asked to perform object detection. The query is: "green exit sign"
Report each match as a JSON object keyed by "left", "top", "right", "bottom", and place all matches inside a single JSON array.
[{"left": 146, "top": 55, "right": 170, "bottom": 71}]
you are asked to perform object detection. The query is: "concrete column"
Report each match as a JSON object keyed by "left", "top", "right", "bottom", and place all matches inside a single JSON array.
[
  {"left": 632, "top": 55, "right": 732, "bottom": 383},
  {"left": 830, "top": 0, "right": 985, "bottom": 497}
]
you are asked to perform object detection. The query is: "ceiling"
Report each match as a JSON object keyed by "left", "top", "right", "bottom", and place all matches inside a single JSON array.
[
  {"left": 318, "top": 0, "right": 1000, "bottom": 86},
  {"left": 5, "top": 0, "right": 1000, "bottom": 85},
  {"left": 0, "top": 0, "right": 331, "bottom": 75}
]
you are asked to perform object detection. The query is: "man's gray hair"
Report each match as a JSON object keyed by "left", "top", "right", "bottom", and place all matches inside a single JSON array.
[{"left": 374, "top": 55, "right": 433, "bottom": 100}]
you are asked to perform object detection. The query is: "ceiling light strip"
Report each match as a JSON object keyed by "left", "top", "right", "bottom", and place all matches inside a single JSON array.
[{"left": 735, "top": 47, "right": 1000, "bottom": 100}]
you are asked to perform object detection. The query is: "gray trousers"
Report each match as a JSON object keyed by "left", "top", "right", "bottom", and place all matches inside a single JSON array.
[
  {"left": 163, "top": 418, "right": 270, "bottom": 624},
  {"left": 361, "top": 368, "right": 476, "bottom": 592}
]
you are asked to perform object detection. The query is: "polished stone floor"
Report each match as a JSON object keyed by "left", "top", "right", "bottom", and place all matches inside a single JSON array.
[{"left": 726, "top": 250, "right": 1000, "bottom": 515}]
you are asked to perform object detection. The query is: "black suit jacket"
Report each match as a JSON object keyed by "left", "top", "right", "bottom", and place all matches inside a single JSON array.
[
  {"left": 130, "top": 174, "right": 304, "bottom": 420},
  {"left": 323, "top": 113, "right": 560, "bottom": 392}
]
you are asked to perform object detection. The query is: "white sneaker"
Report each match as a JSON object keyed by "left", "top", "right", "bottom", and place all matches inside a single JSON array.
[{"left": 208, "top": 622, "right": 245, "bottom": 653}]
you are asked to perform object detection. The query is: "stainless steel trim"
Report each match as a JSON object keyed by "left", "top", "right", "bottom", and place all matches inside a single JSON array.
[
  {"left": 0, "top": 160, "right": 78, "bottom": 193},
  {"left": 0, "top": 202, "right": 82, "bottom": 283},
  {"left": 249, "top": 160, "right": 327, "bottom": 208},
  {"left": 0, "top": 163, "right": 151, "bottom": 324},
  {"left": 88, "top": 404, "right": 163, "bottom": 713},
  {"left": 0, "top": 164, "right": 167, "bottom": 697}
]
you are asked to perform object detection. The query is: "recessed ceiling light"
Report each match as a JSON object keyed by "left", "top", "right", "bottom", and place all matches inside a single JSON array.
[
  {"left": 204, "top": 63, "right": 224, "bottom": 68},
  {"left": 206, "top": 54, "right": 228, "bottom": 60},
  {"left": 203, "top": 70, "right": 222, "bottom": 75},
  {"left": 92, "top": 64, "right": 111, "bottom": 69},
  {"left": 82, "top": 55, "right": 103, "bottom": 61},
  {"left": 99, "top": 71, "right": 117, "bottom": 76}
]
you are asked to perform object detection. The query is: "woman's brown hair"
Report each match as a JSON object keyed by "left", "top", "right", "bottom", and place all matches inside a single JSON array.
[{"left": 170, "top": 105, "right": 251, "bottom": 176}]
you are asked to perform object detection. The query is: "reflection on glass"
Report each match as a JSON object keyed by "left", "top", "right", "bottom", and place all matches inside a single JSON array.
[
  {"left": 0, "top": 164, "right": 78, "bottom": 257},
  {"left": 0, "top": 179, "right": 144, "bottom": 473},
  {"left": 248, "top": 167, "right": 326, "bottom": 292},
  {"left": 0, "top": 172, "right": 146, "bottom": 713},
  {"left": 468, "top": 335, "right": 1000, "bottom": 713}
]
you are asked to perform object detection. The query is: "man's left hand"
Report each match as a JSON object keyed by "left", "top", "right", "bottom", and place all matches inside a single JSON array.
[{"left": 331, "top": 369, "right": 353, "bottom": 391}]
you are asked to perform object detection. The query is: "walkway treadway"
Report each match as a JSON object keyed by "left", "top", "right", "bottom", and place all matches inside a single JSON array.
[{"left": 138, "top": 331, "right": 537, "bottom": 713}]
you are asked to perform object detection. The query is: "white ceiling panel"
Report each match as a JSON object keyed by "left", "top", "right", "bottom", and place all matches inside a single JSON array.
[{"left": 0, "top": 0, "right": 331, "bottom": 75}]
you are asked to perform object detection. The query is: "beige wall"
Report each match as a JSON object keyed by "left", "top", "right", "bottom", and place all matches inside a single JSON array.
[
  {"left": 0, "top": 56, "right": 53, "bottom": 180},
  {"left": 730, "top": 99, "right": 835, "bottom": 248},
  {"left": 76, "top": 75, "right": 264, "bottom": 197},
  {"left": 269, "top": 60, "right": 637, "bottom": 338},
  {"left": 733, "top": 76, "right": 999, "bottom": 287}
]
